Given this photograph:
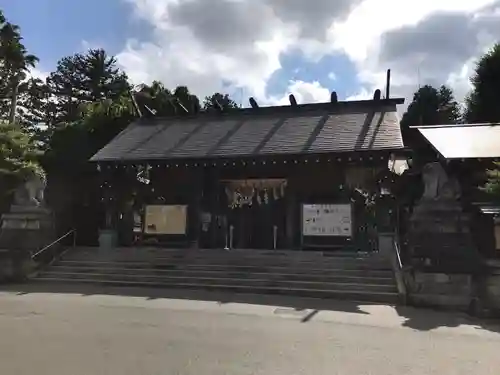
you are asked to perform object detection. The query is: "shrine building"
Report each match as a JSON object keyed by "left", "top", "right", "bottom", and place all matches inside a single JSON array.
[{"left": 90, "top": 90, "right": 407, "bottom": 252}]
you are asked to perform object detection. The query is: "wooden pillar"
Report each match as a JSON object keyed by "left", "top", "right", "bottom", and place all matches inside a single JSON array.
[
  {"left": 285, "top": 179, "right": 297, "bottom": 249},
  {"left": 189, "top": 169, "right": 203, "bottom": 249}
]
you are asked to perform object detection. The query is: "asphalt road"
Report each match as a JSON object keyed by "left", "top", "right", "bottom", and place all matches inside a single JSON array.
[{"left": 0, "top": 285, "right": 499, "bottom": 375}]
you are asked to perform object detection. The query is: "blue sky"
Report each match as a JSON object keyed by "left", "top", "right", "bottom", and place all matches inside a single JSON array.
[
  {"left": 0, "top": 0, "right": 147, "bottom": 71},
  {"left": 1, "top": 0, "right": 496, "bottom": 106},
  {"left": 0, "top": 0, "right": 356, "bottom": 101}
]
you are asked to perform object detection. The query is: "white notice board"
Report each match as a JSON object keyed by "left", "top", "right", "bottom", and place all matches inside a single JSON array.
[
  {"left": 144, "top": 205, "right": 187, "bottom": 235},
  {"left": 302, "top": 204, "right": 353, "bottom": 237}
]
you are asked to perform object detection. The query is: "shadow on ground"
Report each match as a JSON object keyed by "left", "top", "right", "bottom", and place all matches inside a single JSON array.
[
  {"left": 395, "top": 305, "right": 500, "bottom": 333},
  {"left": 2, "top": 282, "right": 371, "bottom": 315},
  {"left": 2, "top": 282, "right": 500, "bottom": 333}
]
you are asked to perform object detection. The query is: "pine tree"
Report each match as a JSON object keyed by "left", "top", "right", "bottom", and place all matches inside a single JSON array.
[
  {"left": 203, "top": 92, "right": 239, "bottom": 111},
  {"left": 466, "top": 43, "right": 500, "bottom": 123},
  {"left": 0, "top": 10, "right": 39, "bottom": 124},
  {"left": 46, "top": 48, "right": 130, "bottom": 123}
]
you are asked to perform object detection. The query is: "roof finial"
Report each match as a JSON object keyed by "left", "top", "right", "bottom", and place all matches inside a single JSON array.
[
  {"left": 385, "top": 69, "right": 391, "bottom": 100},
  {"left": 249, "top": 97, "right": 259, "bottom": 109},
  {"left": 331, "top": 91, "right": 338, "bottom": 104},
  {"left": 289, "top": 94, "right": 298, "bottom": 107}
]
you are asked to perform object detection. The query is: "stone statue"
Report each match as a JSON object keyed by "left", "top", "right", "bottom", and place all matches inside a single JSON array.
[
  {"left": 0, "top": 168, "right": 53, "bottom": 256},
  {"left": 12, "top": 171, "right": 47, "bottom": 207},
  {"left": 421, "top": 162, "right": 461, "bottom": 200}
]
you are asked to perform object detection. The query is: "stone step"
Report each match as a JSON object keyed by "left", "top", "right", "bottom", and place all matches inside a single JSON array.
[
  {"left": 33, "top": 247, "right": 399, "bottom": 304},
  {"left": 55, "top": 260, "right": 394, "bottom": 277},
  {"left": 33, "top": 277, "right": 399, "bottom": 304},
  {"left": 39, "top": 271, "right": 397, "bottom": 293},
  {"left": 68, "top": 247, "right": 375, "bottom": 259},
  {"left": 60, "top": 252, "right": 389, "bottom": 265},
  {"left": 63, "top": 248, "right": 383, "bottom": 263},
  {"left": 57, "top": 259, "right": 392, "bottom": 272},
  {"left": 48, "top": 265, "right": 395, "bottom": 285}
]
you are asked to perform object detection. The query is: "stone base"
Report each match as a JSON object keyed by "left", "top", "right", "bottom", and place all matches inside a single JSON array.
[
  {"left": 408, "top": 199, "right": 479, "bottom": 272},
  {"left": 407, "top": 272, "right": 473, "bottom": 311},
  {"left": 0, "top": 206, "right": 54, "bottom": 252},
  {"left": 0, "top": 249, "right": 34, "bottom": 283},
  {"left": 478, "top": 260, "right": 500, "bottom": 316}
]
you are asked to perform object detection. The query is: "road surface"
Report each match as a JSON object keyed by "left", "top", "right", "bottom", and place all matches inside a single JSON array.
[{"left": 0, "top": 285, "right": 499, "bottom": 374}]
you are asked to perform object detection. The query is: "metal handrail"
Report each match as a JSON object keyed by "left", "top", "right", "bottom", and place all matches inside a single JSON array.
[
  {"left": 31, "top": 229, "right": 76, "bottom": 260},
  {"left": 391, "top": 232, "right": 408, "bottom": 304},
  {"left": 393, "top": 235, "right": 404, "bottom": 269}
]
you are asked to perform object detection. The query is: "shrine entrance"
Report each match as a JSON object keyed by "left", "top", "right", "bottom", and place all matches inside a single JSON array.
[{"left": 223, "top": 179, "right": 287, "bottom": 249}]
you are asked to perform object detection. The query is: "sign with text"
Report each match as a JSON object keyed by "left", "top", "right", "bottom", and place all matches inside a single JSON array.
[
  {"left": 302, "top": 204, "right": 353, "bottom": 237},
  {"left": 144, "top": 205, "right": 187, "bottom": 235}
]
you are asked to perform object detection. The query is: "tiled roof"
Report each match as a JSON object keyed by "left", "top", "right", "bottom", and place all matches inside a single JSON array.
[
  {"left": 415, "top": 123, "right": 500, "bottom": 159},
  {"left": 90, "top": 99, "right": 405, "bottom": 162}
]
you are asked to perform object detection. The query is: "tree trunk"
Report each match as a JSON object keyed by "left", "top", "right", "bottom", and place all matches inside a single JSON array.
[{"left": 8, "top": 78, "right": 19, "bottom": 125}]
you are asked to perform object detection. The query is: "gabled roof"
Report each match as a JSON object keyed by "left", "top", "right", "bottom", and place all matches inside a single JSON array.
[
  {"left": 413, "top": 123, "right": 500, "bottom": 159},
  {"left": 90, "top": 98, "right": 405, "bottom": 162}
]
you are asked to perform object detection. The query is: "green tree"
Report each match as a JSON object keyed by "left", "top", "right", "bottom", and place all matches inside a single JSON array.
[
  {"left": 400, "top": 85, "right": 461, "bottom": 165},
  {"left": 0, "top": 10, "right": 39, "bottom": 124},
  {"left": 464, "top": 45, "right": 500, "bottom": 199},
  {"left": 16, "top": 77, "right": 50, "bottom": 134},
  {"left": 41, "top": 93, "right": 137, "bottom": 239},
  {"left": 483, "top": 162, "right": 500, "bottom": 198},
  {"left": 172, "top": 85, "right": 200, "bottom": 114},
  {"left": 46, "top": 48, "right": 130, "bottom": 124},
  {"left": 0, "top": 10, "right": 43, "bottom": 213},
  {"left": 134, "top": 81, "right": 176, "bottom": 117},
  {"left": 466, "top": 43, "right": 500, "bottom": 123},
  {"left": 0, "top": 121, "right": 41, "bottom": 211},
  {"left": 203, "top": 92, "right": 239, "bottom": 111},
  {"left": 134, "top": 82, "right": 202, "bottom": 116},
  {"left": 401, "top": 85, "right": 461, "bottom": 129}
]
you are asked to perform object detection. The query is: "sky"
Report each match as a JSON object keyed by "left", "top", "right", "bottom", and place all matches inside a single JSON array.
[{"left": 2, "top": 0, "right": 500, "bottom": 110}]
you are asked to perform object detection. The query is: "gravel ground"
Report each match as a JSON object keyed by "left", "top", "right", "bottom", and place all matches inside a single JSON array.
[{"left": 0, "top": 285, "right": 499, "bottom": 375}]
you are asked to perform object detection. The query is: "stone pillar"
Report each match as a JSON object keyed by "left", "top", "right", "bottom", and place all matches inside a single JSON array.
[
  {"left": 285, "top": 188, "right": 296, "bottom": 249},
  {"left": 0, "top": 205, "right": 54, "bottom": 281},
  {"left": 404, "top": 162, "right": 482, "bottom": 310},
  {"left": 189, "top": 170, "right": 203, "bottom": 249}
]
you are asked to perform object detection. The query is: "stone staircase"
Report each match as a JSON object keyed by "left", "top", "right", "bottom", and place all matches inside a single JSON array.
[{"left": 33, "top": 247, "right": 401, "bottom": 304}]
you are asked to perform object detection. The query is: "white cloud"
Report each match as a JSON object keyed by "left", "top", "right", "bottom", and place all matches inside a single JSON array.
[
  {"left": 327, "top": 72, "right": 337, "bottom": 81},
  {"left": 333, "top": 0, "right": 500, "bottom": 107},
  {"left": 118, "top": 0, "right": 299, "bottom": 102},
  {"left": 27, "top": 67, "right": 49, "bottom": 81},
  {"left": 117, "top": 0, "right": 500, "bottom": 110},
  {"left": 267, "top": 80, "right": 331, "bottom": 105},
  {"left": 81, "top": 40, "right": 105, "bottom": 51},
  {"left": 118, "top": 0, "right": 364, "bottom": 103}
]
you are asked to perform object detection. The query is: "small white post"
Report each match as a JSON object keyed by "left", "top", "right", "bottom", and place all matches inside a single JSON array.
[
  {"left": 224, "top": 230, "right": 229, "bottom": 251},
  {"left": 229, "top": 225, "right": 234, "bottom": 250}
]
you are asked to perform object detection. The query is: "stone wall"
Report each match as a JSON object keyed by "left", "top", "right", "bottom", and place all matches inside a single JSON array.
[
  {"left": 406, "top": 271, "right": 473, "bottom": 311},
  {"left": 0, "top": 250, "right": 33, "bottom": 283},
  {"left": 403, "top": 263, "right": 500, "bottom": 317},
  {"left": 481, "top": 260, "right": 500, "bottom": 315}
]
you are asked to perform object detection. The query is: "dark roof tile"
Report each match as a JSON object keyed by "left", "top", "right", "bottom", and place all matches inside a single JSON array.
[
  {"left": 92, "top": 123, "right": 164, "bottom": 161},
  {"left": 127, "top": 121, "right": 200, "bottom": 159},
  {"left": 90, "top": 99, "right": 405, "bottom": 162},
  {"left": 212, "top": 117, "right": 280, "bottom": 156},
  {"left": 260, "top": 114, "right": 324, "bottom": 154},
  {"left": 170, "top": 119, "right": 236, "bottom": 158}
]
